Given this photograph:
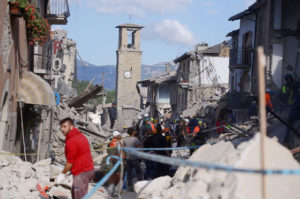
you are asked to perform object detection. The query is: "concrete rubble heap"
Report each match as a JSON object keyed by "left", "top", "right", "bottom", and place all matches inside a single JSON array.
[
  {"left": 51, "top": 101, "right": 111, "bottom": 165},
  {"left": 0, "top": 156, "right": 109, "bottom": 199},
  {"left": 135, "top": 134, "right": 300, "bottom": 199},
  {"left": 181, "top": 86, "right": 228, "bottom": 121}
]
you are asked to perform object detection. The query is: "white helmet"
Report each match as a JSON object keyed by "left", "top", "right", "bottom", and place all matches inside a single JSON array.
[
  {"left": 137, "top": 115, "right": 142, "bottom": 120},
  {"left": 184, "top": 119, "right": 189, "bottom": 123},
  {"left": 144, "top": 113, "right": 149, "bottom": 117},
  {"left": 113, "top": 131, "right": 120, "bottom": 137}
]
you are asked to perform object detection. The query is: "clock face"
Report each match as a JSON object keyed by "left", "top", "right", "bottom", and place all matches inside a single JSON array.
[{"left": 124, "top": 71, "right": 132, "bottom": 79}]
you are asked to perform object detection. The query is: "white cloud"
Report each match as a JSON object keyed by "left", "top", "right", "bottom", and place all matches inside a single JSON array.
[
  {"left": 203, "top": 1, "right": 213, "bottom": 7},
  {"left": 144, "top": 19, "right": 197, "bottom": 46},
  {"left": 207, "top": 9, "right": 217, "bottom": 15},
  {"left": 87, "top": 0, "right": 193, "bottom": 17}
]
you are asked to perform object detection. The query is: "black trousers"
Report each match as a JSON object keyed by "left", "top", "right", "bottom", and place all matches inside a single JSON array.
[
  {"left": 110, "top": 120, "right": 115, "bottom": 129},
  {"left": 126, "top": 159, "right": 142, "bottom": 189}
]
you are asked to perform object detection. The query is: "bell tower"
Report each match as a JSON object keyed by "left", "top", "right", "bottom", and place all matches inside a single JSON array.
[{"left": 115, "top": 23, "right": 143, "bottom": 114}]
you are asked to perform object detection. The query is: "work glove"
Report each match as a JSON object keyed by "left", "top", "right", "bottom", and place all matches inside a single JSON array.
[{"left": 56, "top": 173, "right": 65, "bottom": 184}]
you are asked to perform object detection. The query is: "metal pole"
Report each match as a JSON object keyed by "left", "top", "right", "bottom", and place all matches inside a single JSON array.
[
  {"left": 257, "top": 46, "right": 267, "bottom": 199},
  {"left": 47, "top": 108, "right": 53, "bottom": 158},
  {"left": 36, "top": 109, "right": 45, "bottom": 161},
  {"left": 19, "top": 102, "right": 27, "bottom": 161}
]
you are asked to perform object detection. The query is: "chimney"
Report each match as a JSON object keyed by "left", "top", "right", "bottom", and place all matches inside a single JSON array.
[
  {"left": 165, "top": 63, "right": 171, "bottom": 73},
  {"left": 196, "top": 42, "right": 208, "bottom": 52}
]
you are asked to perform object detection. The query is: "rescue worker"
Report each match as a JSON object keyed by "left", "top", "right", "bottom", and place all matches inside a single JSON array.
[
  {"left": 189, "top": 121, "right": 209, "bottom": 155},
  {"left": 184, "top": 119, "right": 191, "bottom": 134},
  {"left": 282, "top": 74, "right": 295, "bottom": 106},
  {"left": 192, "top": 121, "right": 202, "bottom": 137},
  {"left": 109, "top": 131, "right": 123, "bottom": 149},
  {"left": 97, "top": 131, "right": 124, "bottom": 196},
  {"left": 216, "top": 116, "right": 225, "bottom": 134},
  {"left": 265, "top": 89, "right": 273, "bottom": 110},
  {"left": 56, "top": 118, "right": 94, "bottom": 199},
  {"left": 189, "top": 115, "right": 199, "bottom": 133}
]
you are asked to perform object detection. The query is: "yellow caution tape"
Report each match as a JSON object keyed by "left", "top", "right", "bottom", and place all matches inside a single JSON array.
[
  {"left": 0, "top": 152, "right": 37, "bottom": 156},
  {"left": 92, "top": 146, "right": 117, "bottom": 152},
  {"left": 0, "top": 137, "right": 129, "bottom": 156}
]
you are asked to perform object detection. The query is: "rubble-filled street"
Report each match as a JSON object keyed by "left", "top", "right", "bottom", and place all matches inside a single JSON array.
[{"left": 1, "top": 0, "right": 300, "bottom": 199}]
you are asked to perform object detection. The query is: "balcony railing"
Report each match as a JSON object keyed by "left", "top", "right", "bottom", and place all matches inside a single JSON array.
[{"left": 46, "top": 0, "right": 70, "bottom": 25}]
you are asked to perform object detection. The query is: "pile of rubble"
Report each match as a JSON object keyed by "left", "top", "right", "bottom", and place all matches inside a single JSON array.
[
  {"left": 50, "top": 101, "right": 111, "bottom": 165},
  {"left": 0, "top": 155, "right": 108, "bottom": 199},
  {"left": 135, "top": 134, "right": 300, "bottom": 199},
  {"left": 181, "top": 86, "right": 228, "bottom": 121}
]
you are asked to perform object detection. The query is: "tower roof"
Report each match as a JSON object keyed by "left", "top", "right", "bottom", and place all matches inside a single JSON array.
[{"left": 116, "top": 23, "right": 144, "bottom": 29}]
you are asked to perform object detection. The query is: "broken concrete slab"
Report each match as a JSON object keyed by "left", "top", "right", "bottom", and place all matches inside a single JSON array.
[
  {"left": 134, "top": 176, "right": 172, "bottom": 199},
  {"left": 135, "top": 134, "right": 300, "bottom": 199}
]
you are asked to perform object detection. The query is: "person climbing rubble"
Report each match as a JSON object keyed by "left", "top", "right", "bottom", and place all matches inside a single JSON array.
[{"left": 56, "top": 117, "right": 95, "bottom": 199}]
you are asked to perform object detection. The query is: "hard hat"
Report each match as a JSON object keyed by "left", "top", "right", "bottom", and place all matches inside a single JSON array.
[
  {"left": 285, "top": 74, "right": 293, "bottom": 82},
  {"left": 151, "top": 118, "right": 154, "bottom": 122},
  {"left": 184, "top": 119, "right": 189, "bottom": 123},
  {"left": 144, "top": 113, "right": 149, "bottom": 117},
  {"left": 113, "top": 131, "right": 120, "bottom": 137},
  {"left": 198, "top": 121, "right": 203, "bottom": 125},
  {"left": 137, "top": 115, "right": 142, "bottom": 120}
]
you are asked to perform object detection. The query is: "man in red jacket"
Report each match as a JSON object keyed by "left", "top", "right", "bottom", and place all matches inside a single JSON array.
[{"left": 56, "top": 118, "right": 94, "bottom": 199}]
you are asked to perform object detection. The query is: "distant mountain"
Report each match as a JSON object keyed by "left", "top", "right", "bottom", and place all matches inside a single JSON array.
[{"left": 76, "top": 60, "right": 176, "bottom": 90}]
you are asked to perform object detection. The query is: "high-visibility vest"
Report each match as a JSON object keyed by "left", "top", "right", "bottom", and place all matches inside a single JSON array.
[
  {"left": 109, "top": 138, "right": 120, "bottom": 147},
  {"left": 265, "top": 93, "right": 273, "bottom": 108},
  {"left": 282, "top": 86, "right": 295, "bottom": 105},
  {"left": 193, "top": 126, "right": 200, "bottom": 134}
]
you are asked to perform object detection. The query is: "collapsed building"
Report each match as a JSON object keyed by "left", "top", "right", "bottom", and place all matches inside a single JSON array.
[{"left": 137, "top": 42, "right": 230, "bottom": 119}]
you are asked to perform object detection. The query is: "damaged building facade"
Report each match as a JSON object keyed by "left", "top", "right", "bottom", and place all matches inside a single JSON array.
[
  {"left": 137, "top": 70, "right": 176, "bottom": 119},
  {"left": 227, "top": 0, "right": 300, "bottom": 122},
  {"left": 138, "top": 42, "right": 230, "bottom": 119},
  {"left": 0, "top": 0, "right": 71, "bottom": 160}
]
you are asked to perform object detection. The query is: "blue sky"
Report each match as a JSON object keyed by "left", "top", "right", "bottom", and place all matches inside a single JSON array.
[{"left": 58, "top": 0, "right": 255, "bottom": 65}]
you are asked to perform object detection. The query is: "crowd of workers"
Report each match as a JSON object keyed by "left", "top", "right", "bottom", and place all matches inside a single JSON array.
[
  {"left": 54, "top": 74, "right": 299, "bottom": 198},
  {"left": 100, "top": 112, "right": 237, "bottom": 193}
]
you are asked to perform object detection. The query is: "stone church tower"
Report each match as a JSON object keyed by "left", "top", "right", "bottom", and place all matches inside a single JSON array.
[{"left": 115, "top": 23, "right": 143, "bottom": 124}]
